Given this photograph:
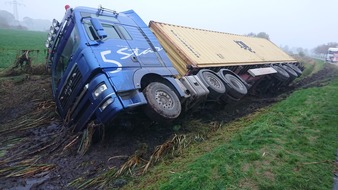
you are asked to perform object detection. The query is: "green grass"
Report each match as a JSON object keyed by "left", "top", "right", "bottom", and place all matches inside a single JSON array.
[
  {"left": 0, "top": 29, "right": 48, "bottom": 68},
  {"left": 298, "top": 57, "right": 325, "bottom": 79},
  {"left": 125, "top": 67, "right": 338, "bottom": 189},
  {"left": 0, "top": 29, "right": 47, "bottom": 50}
]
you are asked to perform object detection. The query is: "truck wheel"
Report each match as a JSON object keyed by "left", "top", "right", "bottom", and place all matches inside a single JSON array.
[
  {"left": 143, "top": 82, "right": 181, "bottom": 123},
  {"left": 197, "top": 70, "right": 226, "bottom": 100},
  {"left": 223, "top": 74, "right": 247, "bottom": 99},
  {"left": 282, "top": 65, "right": 298, "bottom": 79},
  {"left": 272, "top": 65, "right": 289, "bottom": 81},
  {"left": 287, "top": 63, "right": 302, "bottom": 76}
]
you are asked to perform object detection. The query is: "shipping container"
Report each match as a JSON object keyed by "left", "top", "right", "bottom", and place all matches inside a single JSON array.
[{"left": 149, "top": 21, "right": 296, "bottom": 75}]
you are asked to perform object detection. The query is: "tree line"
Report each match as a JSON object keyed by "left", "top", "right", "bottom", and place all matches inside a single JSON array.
[{"left": 313, "top": 42, "right": 338, "bottom": 55}]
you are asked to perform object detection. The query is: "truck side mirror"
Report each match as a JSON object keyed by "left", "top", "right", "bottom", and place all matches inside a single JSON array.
[{"left": 90, "top": 18, "right": 107, "bottom": 39}]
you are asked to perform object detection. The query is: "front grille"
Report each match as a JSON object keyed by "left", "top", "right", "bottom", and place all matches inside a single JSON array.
[{"left": 59, "top": 65, "right": 82, "bottom": 111}]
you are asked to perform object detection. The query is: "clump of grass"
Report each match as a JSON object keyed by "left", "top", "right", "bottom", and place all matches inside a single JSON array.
[
  {"left": 0, "top": 100, "right": 55, "bottom": 135},
  {"left": 73, "top": 121, "right": 106, "bottom": 155},
  {"left": 0, "top": 155, "right": 55, "bottom": 178},
  {"left": 77, "top": 124, "right": 95, "bottom": 155},
  {"left": 1, "top": 63, "right": 48, "bottom": 77},
  {"left": 116, "top": 145, "right": 147, "bottom": 176},
  {"left": 5, "top": 164, "right": 55, "bottom": 178},
  {"left": 143, "top": 134, "right": 190, "bottom": 174},
  {"left": 0, "top": 96, "right": 64, "bottom": 180}
]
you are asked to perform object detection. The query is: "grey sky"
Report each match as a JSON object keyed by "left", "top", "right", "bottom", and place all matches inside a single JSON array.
[{"left": 2, "top": 0, "right": 337, "bottom": 50}]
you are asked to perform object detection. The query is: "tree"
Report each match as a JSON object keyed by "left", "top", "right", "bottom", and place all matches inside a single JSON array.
[
  {"left": 247, "top": 32, "right": 256, "bottom": 37},
  {"left": 281, "top": 45, "right": 290, "bottom": 53},
  {"left": 297, "top": 47, "right": 305, "bottom": 57},
  {"left": 246, "top": 32, "right": 270, "bottom": 40},
  {"left": 0, "top": 10, "right": 15, "bottom": 29},
  {"left": 313, "top": 42, "right": 338, "bottom": 55},
  {"left": 256, "top": 32, "right": 270, "bottom": 40}
]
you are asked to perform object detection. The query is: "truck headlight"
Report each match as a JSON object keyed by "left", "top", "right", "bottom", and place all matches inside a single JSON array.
[
  {"left": 93, "top": 83, "right": 107, "bottom": 99},
  {"left": 45, "top": 40, "right": 50, "bottom": 48},
  {"left": 52, "top": 19, "right": 60, "bottom": 27},
  {"left": 47, "top": 33, "right": 56, "bottom": 41},
  {"left": 50, "top": 26, "right": 56, "bottom": 34},
  {"left": 100, "top": 97, "right": 114, "bottom": 111}
]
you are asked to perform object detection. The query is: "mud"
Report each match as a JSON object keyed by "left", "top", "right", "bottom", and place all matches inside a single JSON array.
[{"left": 0, "top": 63, "right": 337, "bottom": 190}]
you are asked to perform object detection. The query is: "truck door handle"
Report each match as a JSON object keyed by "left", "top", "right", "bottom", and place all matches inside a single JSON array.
[{"left": 131, "top": 56, "right": 138, "bottom": 62}]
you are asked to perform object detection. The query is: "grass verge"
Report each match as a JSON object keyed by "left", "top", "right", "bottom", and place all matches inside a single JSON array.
[
  {"left": 297, "top": 56, "right": 325, "bottom": 80},
  {"left": 124, "top": 67, "right": 338, "bottom": 189}
]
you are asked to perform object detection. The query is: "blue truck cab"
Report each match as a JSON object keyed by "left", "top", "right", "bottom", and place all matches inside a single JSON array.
[{"left": 45, "top": 6, "right": 186, "bottom": 131}]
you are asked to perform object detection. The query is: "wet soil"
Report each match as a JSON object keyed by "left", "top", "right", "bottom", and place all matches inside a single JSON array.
[{"left": 0, "top": 64, "right": 338, "bottom": 190}]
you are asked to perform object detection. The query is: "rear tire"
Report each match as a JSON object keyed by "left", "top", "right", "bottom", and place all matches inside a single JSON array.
[
  {"left": 223, "top": 74, "right": 247, "bottom": 99},
  {"left": 287, "top": 63, "right": 302, "bottom": 76},
  {"left": 272, "top": 65, "right": 289, "bottom": 81},
  {"left": 282, "top": 65, "right": 298, "bottom": 79},
  {"left": 197, "top": 69, "right": 226, "bottom": 100},
  {"left": 143, "top": 82, "right": 181, "bottom": 123}
]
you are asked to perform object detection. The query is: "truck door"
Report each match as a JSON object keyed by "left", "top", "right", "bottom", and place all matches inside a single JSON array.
[
  {"left": 122, "top": 25, "right": 166, "bottom": 67},
  {"left": 82, "top": 19, "right": 141, "bottom": 69}
]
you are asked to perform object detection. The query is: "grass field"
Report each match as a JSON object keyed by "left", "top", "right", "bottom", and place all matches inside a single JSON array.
[
  {"left": 122, "top": 63, "right": 338, "bottom": 189},
  {"left": 0, "top": 29, "right": 47, "bottom": 69}
]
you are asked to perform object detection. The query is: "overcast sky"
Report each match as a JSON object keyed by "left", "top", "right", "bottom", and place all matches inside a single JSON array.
[{"left": 1, "top": 0, "right": 337, "bottom": 50}]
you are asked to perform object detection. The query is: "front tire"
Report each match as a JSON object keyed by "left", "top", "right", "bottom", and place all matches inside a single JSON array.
[{"left": 143, "top": 82, "right": 181, "bottom": 123}]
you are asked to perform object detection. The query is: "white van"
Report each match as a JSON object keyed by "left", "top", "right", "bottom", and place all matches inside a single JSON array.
[{"left": 326, "top": 48, "right": 338, "bottom": 63}]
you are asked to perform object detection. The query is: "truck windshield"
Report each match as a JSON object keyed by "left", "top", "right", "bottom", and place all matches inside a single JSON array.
[{"left": 82, "top": 18, "right": 132, "bottom": 41}]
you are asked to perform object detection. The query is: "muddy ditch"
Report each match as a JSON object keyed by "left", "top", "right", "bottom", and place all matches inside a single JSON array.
[{"left": 0, "top": 63, "right": 337, "bottom": 189}]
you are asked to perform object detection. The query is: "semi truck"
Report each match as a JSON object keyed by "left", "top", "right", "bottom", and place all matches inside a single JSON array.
[
  {"left": 45, "top": 5, "right": 302, "bottom": 132},
  {"left": 326, "top": 47, "right": 338, "bottom": 63}
]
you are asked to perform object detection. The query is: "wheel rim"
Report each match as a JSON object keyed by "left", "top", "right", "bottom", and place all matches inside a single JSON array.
[
  {"left": 229, "top": 76, "right": 243, "bottom": 89},
  {"left": 204, "top": 72, "right": 222, "bottom": 89},
  {"left": 224, "top": 74, "right": 247, "bottom": 98},
  {"left": 155, "top": 90, "right": 174, "bottom": 110}
]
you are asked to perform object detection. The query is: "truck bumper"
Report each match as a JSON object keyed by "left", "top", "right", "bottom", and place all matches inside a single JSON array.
[
  {"left": 72, "top": 74, "right": 124, "bottom": 131},
  {"left": 73, "top": 73, "right": 147, "bottom": 131}
]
